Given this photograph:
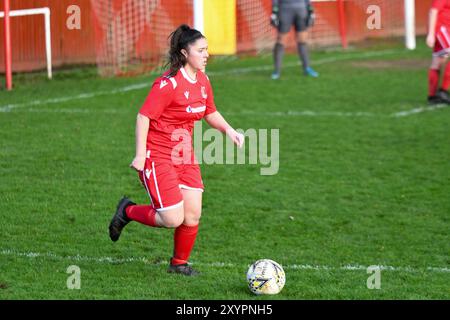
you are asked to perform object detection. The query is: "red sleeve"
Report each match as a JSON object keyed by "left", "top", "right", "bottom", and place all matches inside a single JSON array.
[
  {"left": 432, "top": 0, "right": 446, "bottom": 10},
  {"left": 204, "top": 75, "right": 217, "bottom": 116},
  {"left": 139, "top": 77, "right": 175, "bottom": 120}
]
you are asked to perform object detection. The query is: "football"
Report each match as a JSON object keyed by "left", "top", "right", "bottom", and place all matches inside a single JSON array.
[{"left": 246, "top": 259, "right": 286, "bottom": 295}]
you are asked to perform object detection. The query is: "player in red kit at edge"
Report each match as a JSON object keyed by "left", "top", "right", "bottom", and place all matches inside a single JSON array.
[
  {"left": 427, "top": 0, "right": 450, "bottom": 104},
  {"left": 109, "top": 25, "right": 245, "bottom": 276}
]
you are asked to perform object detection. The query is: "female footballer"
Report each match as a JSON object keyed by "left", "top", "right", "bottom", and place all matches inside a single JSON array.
[
  {"left": 427, "top": 0, "right": 450, "bottom": 104},
  {"left": 109, "top": 25, "right": 244, "bottom": 276}
]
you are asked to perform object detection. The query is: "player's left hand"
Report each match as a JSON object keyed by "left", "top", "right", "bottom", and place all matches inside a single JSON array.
[
  {"left": 270, "top": 5, "right": 279, "bottom": 28},
  {"left": 306, "top": 5, "right": 315, "bottom": 27},
  {"left": 227, "top": 129, "right": 245, "bottom": 148}
]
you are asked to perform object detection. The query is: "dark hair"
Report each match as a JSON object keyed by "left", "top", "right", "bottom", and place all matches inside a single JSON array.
[{"left": 167, "top": 24, "right": 205, "bottom": 77}]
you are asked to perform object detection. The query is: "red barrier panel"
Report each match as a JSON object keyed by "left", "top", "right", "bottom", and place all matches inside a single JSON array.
[{"left": 0, "top": 0, "right": 433, "bottom": 74}]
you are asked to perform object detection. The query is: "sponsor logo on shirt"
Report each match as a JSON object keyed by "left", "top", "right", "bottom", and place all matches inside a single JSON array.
[
  {"left": 186, "top": 105, "right": 206, "bottom": 113},
  {"left": 184, "top": 91, "right": 190, "bottom": 99}
]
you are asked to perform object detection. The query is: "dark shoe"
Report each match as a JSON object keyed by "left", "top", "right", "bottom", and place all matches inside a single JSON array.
[
  {"left": 109, "top": 197, "right": 135, "bottom": 242},
  {"left": 167, "top": 263, "right": 200, "bottom": 276},
  {"left": 436, "top": 89, "right": 450, "bottom": 104},
  {"left": 428, "top": 95, "right": 445, "bottom": 105}
]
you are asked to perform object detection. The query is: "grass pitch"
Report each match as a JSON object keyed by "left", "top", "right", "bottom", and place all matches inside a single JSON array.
[{"left": 0, "top": 39, "right": 449, "bottom": 299}]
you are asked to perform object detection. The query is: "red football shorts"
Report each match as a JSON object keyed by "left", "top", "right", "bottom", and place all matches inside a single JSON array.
[
  {"left": 138, "top": 158, "right": 204, "bottom": 212},
  {"left": 434, "top": 25, "right": 450, "bottom": 57}
]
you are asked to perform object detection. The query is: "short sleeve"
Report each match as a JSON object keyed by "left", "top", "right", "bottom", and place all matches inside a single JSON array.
[
  {"left": 139, "top": 77, "right": 175, "bottom": 120},
  {"left": 204, "top": 77, "right": 217, "bottom": 116},
  {"left": 432, "top": 0, "right": 446, "bottom": 10}
]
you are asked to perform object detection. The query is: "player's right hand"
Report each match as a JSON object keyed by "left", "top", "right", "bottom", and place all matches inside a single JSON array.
[
  {"left": 426, "top": 34, "right": 435, "bottom": 48},
  {"left": 130, "top": 156, "right": 146, "bottom": 171}
]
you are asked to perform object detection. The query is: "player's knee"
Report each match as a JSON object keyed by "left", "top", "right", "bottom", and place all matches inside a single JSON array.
[
  {"left": 184, "top": 210, "right": 202, "bottom": 226},
  {"left": 163, "top": 215, "right": 184, "bottom": 228},
  {"left": 297, "top": 32, "right": 308, "bottom": 43},
  {"left": 276, "top": 34, "right": 288, "bottom": 46},
  {"left": 431, "top": 58, "right": 441, "bottom": 69},
  {"left": 159, "top": 207, "right": 184, "bottom": 228},
  {"left": 433, "top": 56, "right": 448, "bottom": 69}
]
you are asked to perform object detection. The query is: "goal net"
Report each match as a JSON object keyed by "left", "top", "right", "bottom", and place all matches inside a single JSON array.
[
  {"left": 236, "top": 0, "right": 409, "bottom": 52},
  {"left": 91, "top": 0, "right": 193, "bottom": 76},
  {"left": 91, "top": 0, "right": 414, "bottom": 76}
]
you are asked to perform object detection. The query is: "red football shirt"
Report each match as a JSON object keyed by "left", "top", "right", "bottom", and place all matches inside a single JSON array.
[
  {"left": 139, "top": 67, "right": 217, "bottom": 163},
  {"left": 433, "top": 0, "right": 450, "bottom": 29}
]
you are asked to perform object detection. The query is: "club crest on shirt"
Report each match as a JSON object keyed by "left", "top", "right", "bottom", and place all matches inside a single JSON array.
[
  {"left": 160, "top": 80, "right": 168, "bottom": 89},
  {"left": 184, "top": 91, "right": 190, "bottom": 99},
  {"left": 201, "top": 86, "right": 207, "bottom": 99}
]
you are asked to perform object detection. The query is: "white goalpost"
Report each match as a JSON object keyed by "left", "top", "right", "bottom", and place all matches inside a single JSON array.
[
  {"left": 193, "top": 0, "right": 204, "bottom": 34},
  {"left": 1, "top": 6, "right": 52, "bottom": 89},
  {"left": 404, "top": 0, "right": 416, "bottom": 50}
]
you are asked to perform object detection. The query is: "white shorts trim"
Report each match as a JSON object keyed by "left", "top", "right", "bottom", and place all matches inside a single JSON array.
[
  {"left": 141, "top": 170, "right": 154, "bottom": 207},
  {"left": 156, "top": 200, "right": 184, "bottom": 212},
  {"left": 179, "top": 184, "right": 204, "bottom": 192},
  {"left": 151, "top": 162, "right": 164, "bottom": 208},
  {"left": 433, "top": 48, "right": 450, "bottom": 58},
  {"left": 434, "top": 26, "right": 450, "bottom": 57}
]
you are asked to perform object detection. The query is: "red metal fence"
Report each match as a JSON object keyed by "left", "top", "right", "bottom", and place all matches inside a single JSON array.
[{"left": 0, "top": 0, "right": 432, "bottom": 73}]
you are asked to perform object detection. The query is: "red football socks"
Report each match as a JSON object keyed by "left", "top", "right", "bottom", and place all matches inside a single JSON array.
[
  {"left": 171, "top": 224, "right": 199, "bottom": 265},
  {"left": 441, "top": 63, "right": 450, "bottom": 91},
  {"left": 125, "top": 206, "right": 199, "bottom": 265},
  {"left": 125, "top": 205, "right": 159, "bottom": 227},
  {"left": 429, "top": 68, "right": 440, "bottom": 96}
]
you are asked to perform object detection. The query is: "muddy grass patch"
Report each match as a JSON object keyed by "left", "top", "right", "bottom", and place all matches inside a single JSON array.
[{"left": 349, "top": 59, "right": 429, "bottom": 70}]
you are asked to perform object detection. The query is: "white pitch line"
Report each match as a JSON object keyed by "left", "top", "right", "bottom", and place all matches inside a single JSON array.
[
  {"left": 391, "top": 103, "right": 450, "bottom": 117},
  {"left": 1, "top": 248, "right": 449, "bottom": 273},
  {"left": 228, "top": 110, "right": 379, "bottom": 117},
  {"left": 0, "top": 49, "right": 402, "bottom": 113},
  {"left": 230, "top": 105, "right": 449, "bottom": 118},
  {"left": 7, "top": 106, "right": 448, "bottom": 119},
  {"left": 9, "top": 108, "right": 380, "bottom": 117},
  {"left": 0, "top": 83, "right": 149, "bottom": 112},
  {"left": 22, "top": 108, "right": 124, "bottom": 114},
  {"left": 10, "top": 107, "right": 446, "bottom": 118}
]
